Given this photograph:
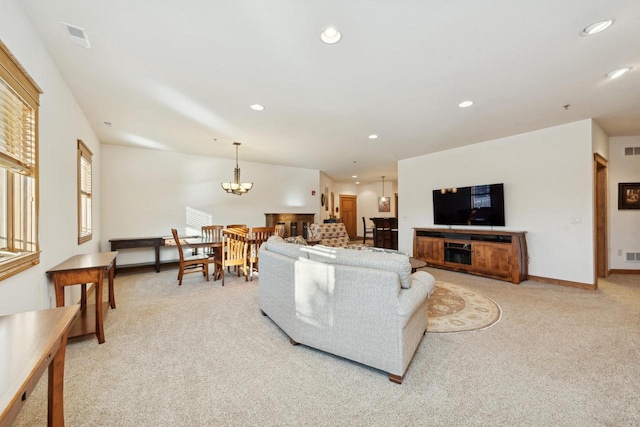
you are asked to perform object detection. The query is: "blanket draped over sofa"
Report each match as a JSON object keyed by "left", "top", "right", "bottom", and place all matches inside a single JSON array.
[{"left": 258, "top": 236, "right": 435, "bottom": 383}]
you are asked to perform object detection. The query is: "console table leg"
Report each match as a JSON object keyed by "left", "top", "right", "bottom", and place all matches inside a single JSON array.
[{"left": 48, "top": 330, "right": 69, "bottom": 426}]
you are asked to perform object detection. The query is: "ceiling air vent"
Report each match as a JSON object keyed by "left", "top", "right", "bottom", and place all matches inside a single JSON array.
[
  {"left": 624, "top": 147, "right": 640, "bottom": 156},
  {"left": 62, "top": 23, "right": 91, "bottom": 48}
]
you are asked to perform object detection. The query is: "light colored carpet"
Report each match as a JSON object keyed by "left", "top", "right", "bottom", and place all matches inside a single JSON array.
[
  {"left": 427, "top": 281, "right": 501, "bottom": 333},
  {"left": 12, "top": 267, "right": 640, "bottom": 426}
]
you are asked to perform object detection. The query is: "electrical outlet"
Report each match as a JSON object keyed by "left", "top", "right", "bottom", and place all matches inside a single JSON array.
[
  {"left": 570, "top": 216, "right": 582, "bottom": 225},
  {"left": 618, "top": 249, "right": 622, "bottom": 256}
]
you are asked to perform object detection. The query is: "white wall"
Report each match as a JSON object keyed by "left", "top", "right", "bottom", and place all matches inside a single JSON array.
[
  {"left": 399, "top": 120, "right": 596, "bottom": 285},
  {"left": 592, "top": 121, "right": 609, "bottom": 159},
  {"left": 0, "top": 0, "right": 102, "bottom": 315},
  {"left": 357, "top": 180, "right": 398, "bottom": 237},
  {"left": 608, "top": 136, "right": 640, "bottom": 270},
  {"left": 318, "top": 174, "right": 398, "bottom": 237},
  {"left": 101, "top": 145, "right": 320, "bottom": 265}
]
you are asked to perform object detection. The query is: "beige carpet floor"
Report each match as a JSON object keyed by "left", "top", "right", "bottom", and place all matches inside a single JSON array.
[{"left": 13, "top": 267, "right": 640, "bottom": 426}]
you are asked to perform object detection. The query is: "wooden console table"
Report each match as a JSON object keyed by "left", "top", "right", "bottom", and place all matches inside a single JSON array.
[
  {"left": 109, "top": 237, "right": 164, "bottom": 274},
  {"left": 46, "top": 252, "right": 118, "bottom": 344},
  {"left": 0, "top": 305, "right": 79, "bottom": 427},
  {"left": 413, "top": 228, "right": 528, "bottom": 284},
  {"left": 265, "top": 213, "right": 315, "bottom": 239}
]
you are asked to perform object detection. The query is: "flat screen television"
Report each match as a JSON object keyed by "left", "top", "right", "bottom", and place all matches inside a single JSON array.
[{"left": 432, "top": 183, "right": 505, "bottom": 226}]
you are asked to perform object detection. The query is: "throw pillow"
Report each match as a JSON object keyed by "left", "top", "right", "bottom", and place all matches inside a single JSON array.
[
  {"left": 264, "top": 235, "right": 310, "bottom": 260},
  {"left": 284, "top": 235, "right": 308, "bottom": 246}
]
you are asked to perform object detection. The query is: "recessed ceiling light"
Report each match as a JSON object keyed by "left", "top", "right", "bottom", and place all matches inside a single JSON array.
[
  {"left": 320, "top": 27, "right": 342, "bottom": 44},
  {"left": 368, "top": 134, "right": 378, "bottom": 139},
  {"left": 355, "top": 181, "right": 360, "bottom": 184},
  {"left": 352, "top": 175, "right": 357, "bottom": 178},
  {"left": 606, "top": 67, "right": 632, "bottom": 79},
  {"left": 458, "top": 100, "right": 474, "bottom": 108},
  {"left": 581, "top": 19, "right": 613, "bottom": 36},
  {"left": 250, "top": 104, "right": 264, "bottom": 111}
]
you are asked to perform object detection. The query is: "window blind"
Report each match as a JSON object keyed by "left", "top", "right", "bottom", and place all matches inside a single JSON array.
[{"left": 0, "top": 79, "right": 35, "bottom": 175}]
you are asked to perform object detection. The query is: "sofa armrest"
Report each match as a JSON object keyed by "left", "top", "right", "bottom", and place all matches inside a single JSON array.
[{"left": 396, "top": 279, "right": 430, "bottom": 325}]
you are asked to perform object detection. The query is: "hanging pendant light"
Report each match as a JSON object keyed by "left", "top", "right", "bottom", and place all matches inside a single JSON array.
[
  {"left": 378, "top": 176, "right": 390, "bottom": 212},
  {"left": 221, "top": 142, "right": 253, "bottom": 195}
]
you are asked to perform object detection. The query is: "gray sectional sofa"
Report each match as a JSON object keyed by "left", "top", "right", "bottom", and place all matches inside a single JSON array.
[{"left": 258, "top": 236, "right": 435, "bottom": 383}]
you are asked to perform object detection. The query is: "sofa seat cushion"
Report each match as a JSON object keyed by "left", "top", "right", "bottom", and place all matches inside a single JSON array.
[{"left": 307, "top": 245, "right": 412, "bottom": 289}]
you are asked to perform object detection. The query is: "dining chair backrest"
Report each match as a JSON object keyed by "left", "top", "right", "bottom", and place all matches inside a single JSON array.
[
  {"left": 171, "top": 228, "right": 186, "bottom": 261},
  {"left": 202, "top": 225, "right": 224, "bottom": 240},
  {"left": 250, "top": 226, "right": 275, "bottom": 241},
  {"left": 226, "top": 224, "right": 248, "bottom": 231},
  {"left": 171, "top": 228, "right": 209, "bottom": 285},
  {"left": 224, "top": 235, "right": 247, "bottom": 265}
]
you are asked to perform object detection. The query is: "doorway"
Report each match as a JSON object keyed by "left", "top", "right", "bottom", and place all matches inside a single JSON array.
[
  {"left": 594, "top": 153, "right": 608, "bottom": 281},
  {"left": 339, "top": 194, "right": 357, "bottom": 239}
]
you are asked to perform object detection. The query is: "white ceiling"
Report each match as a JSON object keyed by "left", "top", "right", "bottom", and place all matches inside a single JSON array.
[{"left": 18, "top": 0, "right": 640, "bottom": 184}]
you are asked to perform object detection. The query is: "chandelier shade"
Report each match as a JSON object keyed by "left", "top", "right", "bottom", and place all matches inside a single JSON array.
[{"left": 221, "top": 142, "right": 253, "bottom": 195}]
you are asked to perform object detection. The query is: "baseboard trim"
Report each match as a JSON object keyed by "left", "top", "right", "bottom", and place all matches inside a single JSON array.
[
  {"left": 609, "top": 269, "right": 640, "bottom": 275},
  {"left": 527, "top": 275, "right": 596, "bottom": 291}
]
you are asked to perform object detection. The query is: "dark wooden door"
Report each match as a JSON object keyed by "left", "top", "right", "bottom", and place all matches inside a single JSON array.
[{"left": 339, "top": 195, "right": 357, "bottom": 239}]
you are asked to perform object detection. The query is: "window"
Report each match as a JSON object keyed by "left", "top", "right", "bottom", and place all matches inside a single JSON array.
[
  {"left": 78, "top": 139, "right": 92, "bottom": 243},
  {"left": 471, "top": 184, "right": 492, "bottom": 209},
  {"left": 0, "top": 41, "right": 42, "bottom": 280}
]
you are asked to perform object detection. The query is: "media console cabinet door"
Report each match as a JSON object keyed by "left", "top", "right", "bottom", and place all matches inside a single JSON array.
[
  {"left": 472, "top": 242, "right": 512, "bottom": 277},
  {"left": 415, "top": 237, "right": 444, "bottom": 264}
]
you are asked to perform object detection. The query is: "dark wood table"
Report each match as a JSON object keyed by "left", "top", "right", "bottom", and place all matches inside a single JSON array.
[
  {"left": 409, "top": 257, "right": 427, "bottom": 273},
  {"left": 0, "top": 305, "right": 79, "bottom": 427},
  {"left": 183, "top": 237, "right": 223, "bottom": 255},
  {"left": 109, "top": 237, "right": 164, "bottom": 274},
  {"left": 184, "top": 237, "right": 226, "bottom": 281},
  {"left": 46, "top": 252, "right": 118, "bottom": 344}
]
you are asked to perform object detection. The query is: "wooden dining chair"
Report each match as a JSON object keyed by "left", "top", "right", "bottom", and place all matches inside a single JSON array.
[
  {"left": 202, "top": 225, "right": 224, "bottom": 256},
  {"left": 246, "top": 227, "right": 275, "bottom": 281},
  {"left": 362, "top": 217, "right": 374, "bottom": 244},
  {"left": 213, "top": 230, "right": 248, "bottom": 286},
  {"left": 224, "top": 226, "right": 248, "bottom": 273},
  {"left": 171, "top": 228, "right": 209, "bottom": 286}
]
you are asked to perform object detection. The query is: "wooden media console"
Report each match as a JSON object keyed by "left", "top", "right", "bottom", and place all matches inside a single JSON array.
[{"left": 413, "top": 228, "right": 528, "bottom": 284}]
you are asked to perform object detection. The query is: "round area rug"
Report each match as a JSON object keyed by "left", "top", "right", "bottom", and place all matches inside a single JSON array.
[{"left": 427, "top": 281, "right": 502, "bottom": 333}]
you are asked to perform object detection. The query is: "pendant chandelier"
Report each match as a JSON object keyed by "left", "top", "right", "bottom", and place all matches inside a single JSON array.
[{"left": 221, "top": 142, "right": 253, "bottom": 195}]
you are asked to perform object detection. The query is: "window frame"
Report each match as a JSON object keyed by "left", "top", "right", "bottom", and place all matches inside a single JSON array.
[
  {"left": 0, "top": 41, "right": 42, "bottom": 281},
  {"left": 77, "top": 139, "right": 93, "bottom": 244}
]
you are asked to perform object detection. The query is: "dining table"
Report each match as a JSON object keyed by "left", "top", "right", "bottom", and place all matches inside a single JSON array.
[
  {"left": 184, "top": 234, "right": 264, "bottom": 281},
  {"left": 184, "top": 237, "right": 224, "bottom": 279}
]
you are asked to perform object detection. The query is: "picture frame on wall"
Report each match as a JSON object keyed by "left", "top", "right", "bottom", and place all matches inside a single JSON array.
[
  {"left": 618, "top": 182, "right": 640, "bottom": 210},
  {"left": 378, "top": 196, "right": 390, "bottom": 212}
]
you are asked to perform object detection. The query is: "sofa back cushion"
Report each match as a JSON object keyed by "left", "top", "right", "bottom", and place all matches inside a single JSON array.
[
  {"left": 307, "top": 245, "right": 412, "bottom": 289},
  {"left": 264, "top": 236, "right": 310, "bottom": 260},
  {"left": 320, "top": 236, "right": 350, "bottom": 248}
]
